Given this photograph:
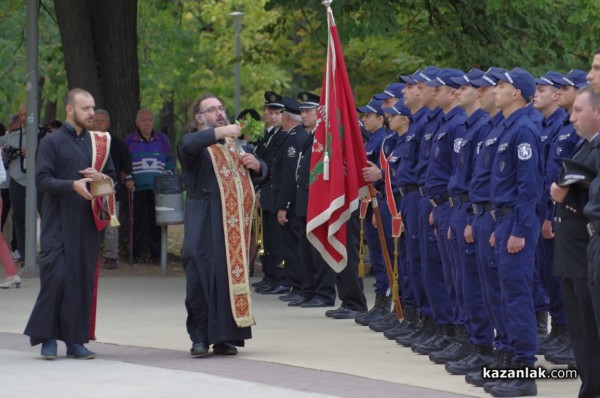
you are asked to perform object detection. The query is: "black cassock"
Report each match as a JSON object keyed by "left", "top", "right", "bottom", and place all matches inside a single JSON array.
[
  {"left": 24, "top": 124, "right": 115, "bottom": 345},
  {"left": 178, "top": 130, "right": 266, "bottom": 347}
]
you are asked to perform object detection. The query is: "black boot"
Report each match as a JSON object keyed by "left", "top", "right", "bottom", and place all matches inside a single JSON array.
[
  {"left": 466, "top": 350, "right": 512, "bottom": 388},
  {"left": 412, "top": 323, "right": 454, "bottom": 355},
  {"left": 369, "top": 310, "right": 399, "bottom": 332},
  {"left": 445, "top": 344, "right": 494, "bottom": 375},
  {"left": 488, "top": 362, "right": 537, "bottom": 397},
  {"left": 537, "top": 323, "right": 569, "bottom": 354},
  {"left": 384, "top": 306, "right": 417, "bottom": 339},
  {"left": 354, "top": 293, "right": 383, "bottom": 324},
  {"left": 535, "top": 311, "right": 548, "bottom": 339},
  {"left": 356, "top": 294, "right": 391, "bottom": 326},
  {"left": 544, "top": 342, "right": 575, "bottom": 365},
  {"left": 429, "top": 324, "right": 472, "bottom": 364},
  {"left": 396, "top": 314, "right": 433, "bottom": 347}
]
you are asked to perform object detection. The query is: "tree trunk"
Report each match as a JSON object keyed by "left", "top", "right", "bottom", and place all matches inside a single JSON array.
[
  {"left": 88, "top": 0, "right": 140, "bottom": 138},
  {"left": 52, "top": 0, "right": 140, "bottom": 138},
  {"left": 52, "top": 0, "right": 103, "bottom": 102}
]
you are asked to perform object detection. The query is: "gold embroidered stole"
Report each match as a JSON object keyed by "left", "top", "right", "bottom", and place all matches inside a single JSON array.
[
  {"left": 89, "top": 131, "right": 119, "bottom": 231},
  {"left": 207, "top": 142, "right": 256, "bottom": 328}
]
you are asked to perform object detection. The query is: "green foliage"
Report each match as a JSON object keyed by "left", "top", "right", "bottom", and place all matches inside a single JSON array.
[{"left": 0, "top": 0, "right": 64, "bottom": 121}]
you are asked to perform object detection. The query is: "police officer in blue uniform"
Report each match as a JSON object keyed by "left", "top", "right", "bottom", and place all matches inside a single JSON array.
[
  {"left": 531, "top": 72, "right": 576, "bottom": 357},
  {"left": 412, "top": 68, "right": 466, "bottom": 357},
  {"left": 254, "top": 92, "right": 289, "bottom": 294},
  {"left": 396, "top": 66, "right": 450, "bottom": 349},
  {"left": 367, "top": 100, "right": 413, "bottom": 333},
  {"left": 437, "top": 69, "right": 495, "bottom": 367},
  {"left": 292, "top": 92, "right": 337, "bottom": 308},
  {"left": 270, "top": 96, "right": 309, "bottom": 298},
  {"left": 553, "top": 85, "right": 600, "bottom": 398},
  {"left": 382, "top": 70, "right": 432, "bottom": 341},
  {"left": 463, "top": 68, "right": 515, "bottom": 387},
  {"left": 487, "top": 67, "right": 541, "bottom": 397},
  {"left": 354, "top": 97, "right": 394, "bottom": 325}
]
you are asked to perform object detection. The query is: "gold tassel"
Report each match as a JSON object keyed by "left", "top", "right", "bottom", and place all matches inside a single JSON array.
[{"left": 358, "top": 218, "right": 365, "bottom": 278}]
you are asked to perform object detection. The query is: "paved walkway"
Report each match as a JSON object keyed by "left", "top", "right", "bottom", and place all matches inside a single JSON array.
[{"left": 0, "top": 275, "right": 579, "bottom": 397}]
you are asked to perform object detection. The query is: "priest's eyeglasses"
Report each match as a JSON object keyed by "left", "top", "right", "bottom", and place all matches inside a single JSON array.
[{"left": 199, "top": 106, "right": 226, "bottom": 114}]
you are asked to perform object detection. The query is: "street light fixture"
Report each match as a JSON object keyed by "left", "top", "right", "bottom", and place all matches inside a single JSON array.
[{"left": 229, "top": 11, "right": 245, "bottom": 120}]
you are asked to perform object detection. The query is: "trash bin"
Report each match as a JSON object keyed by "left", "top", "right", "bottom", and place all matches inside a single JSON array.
[{"left": 154, "top": 173, "right": 184, "bottom": 225}]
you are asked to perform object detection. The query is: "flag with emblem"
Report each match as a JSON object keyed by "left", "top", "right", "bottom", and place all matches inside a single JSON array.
[{"left": 306, "top": 4, "right": 369, "bottom": 273}]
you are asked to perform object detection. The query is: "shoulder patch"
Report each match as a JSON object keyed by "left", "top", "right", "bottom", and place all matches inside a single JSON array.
[
  {"left": 454, "top": 138, "right": 463, "bottom": 153},
  {"left": 287, "top": 146, "right": 297, "bottom": 158},
  {"left": 517, "top": 143, "right": 532, "bottom": 161}
]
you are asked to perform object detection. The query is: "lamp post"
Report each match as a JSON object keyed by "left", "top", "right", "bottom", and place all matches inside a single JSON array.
[{"left": 230, "top": 11, "right": 245, "bottom": 120}]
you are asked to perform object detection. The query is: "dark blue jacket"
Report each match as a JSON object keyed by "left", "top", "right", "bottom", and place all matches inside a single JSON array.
[
  {"left": 424, "top": 106, "right": 466, "bottom": 197},
  {"left": 448, "top": 108, "right": 489, "bottom": 196},
  {"left": 490, "top": 107, "right": 542, "bottom": 237},
  {"left": 415, "top": 107, "right": 443, "bottom": 190},
  {"left": 395, "top": 107, "right": 428, "bottom": 188}
]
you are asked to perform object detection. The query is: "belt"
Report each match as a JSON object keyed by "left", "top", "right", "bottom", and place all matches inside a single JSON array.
[
  {"left": 449, "top": 193, "right": 471, "bottom": 208},
  {"left": 471, "top": 201, "right": 494, "bottom": 215},
  {"left": 587, "top": 220, "right": 600, "bottom": 238},
  {"left": 399, "top": 184, "right": 420, "bottom": 197},
  {"left": 491, "top": 206, "right": 514, "bottom": 221},
  {"left": 418, "top": 186, "right": 426, "bottom": 197},
  {"left": 429, "top": 192, "right": 450, "bottom": 208}
]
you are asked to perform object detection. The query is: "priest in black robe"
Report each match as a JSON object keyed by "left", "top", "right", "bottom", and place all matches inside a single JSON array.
[
  {"left": 24, "top": 88, "right": 115, "bottom": 359},
  {"left": 179, "top": 94, "right": 266, "bottom": 357}
]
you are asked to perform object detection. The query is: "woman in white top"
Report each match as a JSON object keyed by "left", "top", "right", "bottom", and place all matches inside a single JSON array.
[{"left": 0, "top": 150, "right": 20, "bottom": 288}]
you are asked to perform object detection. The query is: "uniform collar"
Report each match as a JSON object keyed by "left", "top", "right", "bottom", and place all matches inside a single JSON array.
[
  {"left": 502, "top": 106, "right": 530, "bottom": 129},
  {"left": 442, "top": 105, "right": 464, "bottom": 122},
  {"left": 541, "top": 107, "right": 566, "bottom": 128},
  {"left": 465, "top": 108, "right": 487, "bottom": 128}
]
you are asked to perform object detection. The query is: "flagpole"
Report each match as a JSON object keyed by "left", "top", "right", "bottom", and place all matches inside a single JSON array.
[
  {"left": 322, "top": 0, "right": 332, "bottom": 180},
  {"left": 368, "top": 184, "right": 404, "bottom": 320}
]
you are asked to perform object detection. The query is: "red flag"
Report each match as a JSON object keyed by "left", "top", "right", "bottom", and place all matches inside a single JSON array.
[{"left": 306, "top": 8, "right": 369, "bottom": 273}]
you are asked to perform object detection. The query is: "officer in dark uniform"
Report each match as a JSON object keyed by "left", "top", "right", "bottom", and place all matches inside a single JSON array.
[
  {"left": 254, "top": 92, "right": 288, "bottom": 294},
  {"left": 271, "top": 96, "right": 309, "bottom": 300},
  {"left": 292, "top": 92, "right": 337, "bottom": 308},
  {"left": 486, "top": 67, "right": 541, "bottom": 397},
  {"left": 555, "top": 85, "right": 600, "bottom": 398},
  {"left": 533, "top": 72, "right": 581, "bottom": 359},
  {"left": 382, "top": 70, "right": 430, "bottom": 341},
  {"left": 354, "top": 97, "right": 394, "bottom": 326},
  {"left": 413, "top": 68, "right": 467, "bottom": 358},
  {"left": 441, "top": 69, "right": 494, "bottom": 368},
  {"left": 463, "top": 68, "right": 514, "bottom": 388}
]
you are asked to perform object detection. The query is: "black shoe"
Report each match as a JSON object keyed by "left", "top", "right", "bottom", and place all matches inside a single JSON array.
[
  {"left": 544, "top": 343, "right": 575, "bottom": 365},
  {"left": 429, "top": 341, "right": 472, "bottom": 364},
  {"left": 445, "top": 345, "right": 494, "bottom": 375},
  {"left": 537, "top": 324, "right": 569, "bottom": 355},
  {"left": 301, "top": 298, "right": 334, "bottom": 308},
  {"left": 213, "top": 342, "right": 238, "bottom": 355},
  {"left": 331, "top": 307, "right": 364, "bottom": 319},
  {"left": 288, "top": 297, "right": 309, "bottom": 306},
  {"left": 412, "top": 325, "right": 454, "bottom": 355},
  {"left": 369, "top": 311, "right": 400, "bottom": 332},
  {"left": 383, "top": 320, "right": 415, "bottom": 340},
  {"left": 190, "top": 342, "right": 210, "bottom": 357},
  {"left": 104, "top": 258, "right": 118, "bottom": 269},
  {"left": 41, "top": 339, "right": 57, "bottom": 360},
  {"left": 252, "top": 278, "right": 273, "bottom": 289},
  {"left": 260, "top": 284, "right": 290, "bottom": 295},
  {"left": 279, "top": 292, "right": 303, "bottom": 302},
  {"left": 488, "top": 378, "right": 537, "bottom": 397},
  {"left": 66, "top": 343, "right": 96, "bottom": 359}
]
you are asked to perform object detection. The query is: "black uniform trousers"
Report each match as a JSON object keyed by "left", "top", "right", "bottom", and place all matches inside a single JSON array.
[
  {"left": 132, "top": 189, "right": 161, "bottom": 261},
  {"left": 298, "top": 216, "right": 336, "bottom": 304},
  {"left": 587, "top": 235, "right": 600, "bottom": 339},
  {"left": 260, "top": 210, "right": 286, "bottom": 284},
  {"left": 561, "top": 277, "right": 600, "bottom": 398},
  {"left": 280, "top": 214, "right": 303, "bottom": 293},
  {"left": 335, "top": 210, "right": 368, "bottom": 312}
]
